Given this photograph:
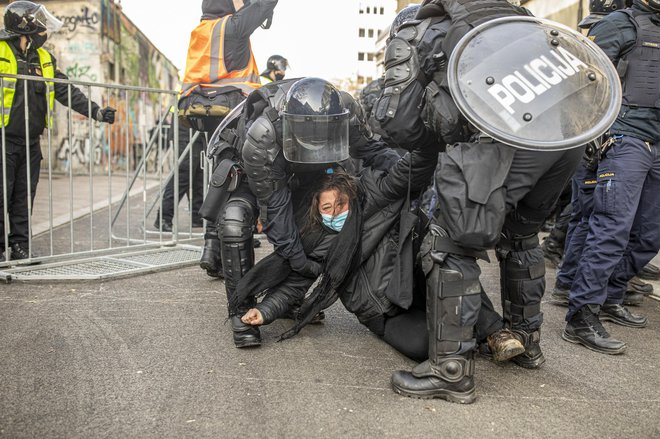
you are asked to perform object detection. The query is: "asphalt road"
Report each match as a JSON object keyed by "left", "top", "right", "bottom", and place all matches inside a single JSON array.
[{"left": 1, "top": 248, "right": 659, "bottom": 438}]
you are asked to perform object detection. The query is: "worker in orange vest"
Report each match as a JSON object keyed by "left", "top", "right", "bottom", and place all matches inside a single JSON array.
[{"left": 179, "top": 0, "right": 278, "bottom": 278}]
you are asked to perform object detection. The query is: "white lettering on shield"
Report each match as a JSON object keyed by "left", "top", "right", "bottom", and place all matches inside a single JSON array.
[{"left": 487, "top": 47, "right": 589, "bottom": 115}]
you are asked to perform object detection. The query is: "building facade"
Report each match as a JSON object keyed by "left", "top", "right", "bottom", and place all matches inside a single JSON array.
[
  {"left": 355, "top": 0, "right": 397, "bottom": 88},
  {"left": 0, "top": 0, "right": 179, "bottom": 171}
]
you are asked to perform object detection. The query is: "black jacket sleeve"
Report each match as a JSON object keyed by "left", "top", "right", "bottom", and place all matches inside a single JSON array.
[
  {"left": 52, "top": 56, "right": 100, "bottom": 118},
  {"left": 255, "top": 233, "right": 335, "bottom": 324},
  {"left": 362, "top": 141, "right": 440, "bottom": 209},
  {"left": 228, "top": 0, "right": 278, "bottom": 39}
]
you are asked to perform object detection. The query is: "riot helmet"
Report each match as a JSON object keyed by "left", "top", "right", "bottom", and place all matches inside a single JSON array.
[
  {"left": 267, "top": 55, "right": 288, "bottom": 73},
  {"left": 282, "top": 78, "right": 350, "bottom": 165},
  {"left": 0, "top": 1, "right": 62, "bottom": 38},
  {"left": 201, "top": 0, "right": 236, "bottom": 20},
  {"left": 579, "top": 0, "right": 633, "bottom": 28},
  {"left": 389, "top": 5, "right": 421, "bottom": 39}
]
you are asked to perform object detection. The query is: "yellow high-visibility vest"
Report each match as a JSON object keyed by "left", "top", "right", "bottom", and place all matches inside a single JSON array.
[{"left": 0, "top": 40, "right": 55, "bottom": 127}]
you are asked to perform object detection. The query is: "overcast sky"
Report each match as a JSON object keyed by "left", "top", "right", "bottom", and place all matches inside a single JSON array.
[{"left": 119, "top": 0, "right": 359, "bottom": 82}]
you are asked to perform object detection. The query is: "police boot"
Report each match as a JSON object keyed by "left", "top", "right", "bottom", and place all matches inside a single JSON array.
[
  {"left": 562, "top": 305, "right": 626, "bottom": 355},
  {"left": 549, "top": 284, "right": 569, "bottom": 306},
  {"left": 230, "top": 315, "right": 261, "bottom": 348},
  {"left": 391, "top": 256, "right": 480, "bottom": 404},
  {"left": 623, "top": 291, "right": 644, "bottom": 306},
  {"left": 200, "top": 238, "right": 223, "bottom": 278},
  {"left": 638, "top": 263, "right": 660, "bottom": 281},
  {"left": 497, "top": 234, "right": 546, "bottom": 368},
  {"left": 510, "top": 329, "right": 545, "bottom": 369},
  {"left": 541, "top": 236, "right": 563, "bottom": 268},
  {"left": 600, "top": 303, "right": 647, "bottom": 328},
  {"left": 627, "top": 277, "right": 653, "bottom": 295}
]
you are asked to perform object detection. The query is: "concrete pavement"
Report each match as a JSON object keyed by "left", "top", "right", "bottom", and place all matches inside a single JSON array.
[{"left": 0, "top": 246, "right": 659, "bottom": 438}]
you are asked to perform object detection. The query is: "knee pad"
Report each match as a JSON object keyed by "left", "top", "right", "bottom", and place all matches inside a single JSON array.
[{"left": 219, "top": 200, "right": 256, "bottom": 295}]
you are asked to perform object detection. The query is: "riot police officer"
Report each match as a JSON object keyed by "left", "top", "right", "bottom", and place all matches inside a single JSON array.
[
  {"left": 378, "top": 0, "right": 621, "bottom": 403},
  {"left": 209, "top": 77, "right": 368, "bottom": 348},
  {"left": 562, "top": 0, "right": 660, "bottom": 354}
]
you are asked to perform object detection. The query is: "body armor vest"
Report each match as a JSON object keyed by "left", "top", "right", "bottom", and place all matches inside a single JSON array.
[{"left": 618, "top": 9, "right": 660, "bottom": 108}]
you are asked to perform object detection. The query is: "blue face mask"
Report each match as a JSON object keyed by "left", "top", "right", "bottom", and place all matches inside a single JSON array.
[{"left": 321, "top": 210, "right": 349, "bottom": 232}]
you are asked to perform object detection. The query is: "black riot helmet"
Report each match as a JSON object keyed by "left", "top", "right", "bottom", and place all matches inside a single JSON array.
[
  {"left": 281, "top": 78, "right": 350, "bottom": 165},
  {"left": 266, "top": 55, "right": 288, "bottom": 72},
  {"left": 0, "top": 1, "right": 62, "bottom": 38},
  {"left": 389, "top": 5, "right": 421, "bottom": 39},
  {"left": 579, "top": 0, "right": 633, "bottom": 28}
]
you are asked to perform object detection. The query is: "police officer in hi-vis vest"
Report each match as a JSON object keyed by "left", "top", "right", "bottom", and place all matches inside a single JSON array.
[{"left": 0, "top": 1, "right": 115, "bottom": 262}]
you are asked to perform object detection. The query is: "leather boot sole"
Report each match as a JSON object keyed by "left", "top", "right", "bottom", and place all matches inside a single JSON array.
[
  {"left": 600, "top": 314, "right": 647, "bottom": 329},
  {"left": 233, "top": 336, "right": 262, "bottom": 348},
  {"left": 561, "top": 330, "right": 626, "bottom": 355},
  {"left": 391, "top": 382, "right": 476, "bottom": 404}
]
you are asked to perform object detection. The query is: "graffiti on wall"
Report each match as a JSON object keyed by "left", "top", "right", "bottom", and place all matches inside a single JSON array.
[{"left": 56, "top": 7, "right": 100, "bottom": 35}]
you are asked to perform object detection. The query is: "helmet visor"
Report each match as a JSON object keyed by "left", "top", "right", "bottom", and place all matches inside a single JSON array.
[
  {"left": 33, "top": 5, "right": 63, "bottom": 33},
  {"left": 282, "top": 111, "right": 350, "bottom": 164}
]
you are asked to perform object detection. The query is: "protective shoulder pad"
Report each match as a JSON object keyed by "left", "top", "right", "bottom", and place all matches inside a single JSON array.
[{"left": 241, "top": 114, "right": 283, "bottom": 201}]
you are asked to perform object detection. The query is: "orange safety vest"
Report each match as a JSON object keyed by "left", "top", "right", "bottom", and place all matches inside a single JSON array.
[{"left": 181, "top": 15, "right": 261, "bottom": 97}]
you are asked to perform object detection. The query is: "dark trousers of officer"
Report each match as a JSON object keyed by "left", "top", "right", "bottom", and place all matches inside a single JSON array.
[
  {"left": 159, "top": 127, "right": 205, "bottom": 225},
  {"left": 568, "top": 136, "right": 660, "bottom": 319},
  {"left": 0, "top": 141, "right": 42, "bottom": 249},
  {"left": 218, "top": 179, "right": 258, "bottom": 312},
  {"left": 555, "top": 163, "right": 597, "bottom": 289},
  {"left": 431, "top": 146, "right": 584, "bottom": 358}
]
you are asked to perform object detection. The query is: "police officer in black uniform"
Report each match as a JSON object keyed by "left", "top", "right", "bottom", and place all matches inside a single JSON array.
[
  {"left": 562, "top": 0, "right": 660, "bottom": 354},
  {"left": 376, "top": 0, "right": 620, "bottom": 403},
  {"left": 209, "top": 77, "right": 370, "bottom": 348}
]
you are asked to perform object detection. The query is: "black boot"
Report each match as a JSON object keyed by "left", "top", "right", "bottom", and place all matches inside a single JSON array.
[
  {"left": 200, "top": 239, "right": 223, "bottom": 278},
  {"left": 638, "top": 263, "right": 660, "bottom": 281},
  {"left": 391, "top": 355, "right": 476, "bottom": 404},
  {"left": 231, "top": 316, "right": 261, "bottom": 348},
  {"left": 623, "top": 291, "right": 644, "bottom": 306},
  {"left": 627, "top": 277, "right": 653, "bottom": 295},
  {"left": 562, "top": 305, "right": 626, "bottom": 355},
  {"left": 600, "top": 303, "right": 647, "bottom": 328},
  {"left": 541, "top": 237, "right": 563, "bottom": 267},
  {"left": 549, "top": 284, "right": 569, "bottom": 306},
  {"left": 510, "top": 329, "right": 545, "bottom": 369}
]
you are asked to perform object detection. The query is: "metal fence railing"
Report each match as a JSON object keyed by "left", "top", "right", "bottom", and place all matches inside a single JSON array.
[{"left": 0, "top": 73, "right": 207, "bottom": 279}]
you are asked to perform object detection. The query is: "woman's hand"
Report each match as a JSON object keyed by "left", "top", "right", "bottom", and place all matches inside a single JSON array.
[{"left": 241, "top": 308, "right": 264, "bottom": 326}]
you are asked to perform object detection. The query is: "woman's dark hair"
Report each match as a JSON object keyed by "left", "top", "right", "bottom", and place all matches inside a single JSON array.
[{"left": 302, "top": 171, "right": 358, "bottom": 236}]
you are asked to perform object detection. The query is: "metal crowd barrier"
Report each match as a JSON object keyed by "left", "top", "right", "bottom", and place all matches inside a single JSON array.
[{"left": 0, "top": 73, "right": 207, "bottom": 282}]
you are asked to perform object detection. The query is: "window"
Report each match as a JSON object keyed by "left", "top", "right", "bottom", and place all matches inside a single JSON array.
[
  {"left": 380, "top": 7, "right": 384, "bottom": 14},
  {"left": 368, "top": 29, "right": 374, "bottom": 38},
  {"left": 359, "top": 8, "right": 363, "bottom": 14},
  {"left": 366, "top": 76, "right": 373, "bottom": 83},
  {"left": 358, "top": 52, "right": 365, "bottom": 61},
  {"left": 107, "top": 62, "right": 115, "bottom": 81},
  {"left": 367, "top": 53, "right": 374, "bottom": 61},
  {"left": 358, "top": 75, "right": 365, "bottom": 84},
  {"left": 367, "top": 6, "right": 370, "bottom": 13},
  {"left": 359, "top": 28, "right": 365, "bottom": 37}
]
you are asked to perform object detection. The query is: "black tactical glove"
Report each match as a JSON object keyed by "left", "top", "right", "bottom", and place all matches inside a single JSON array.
[
  {"left": 294, "top": 259, "right": 322, "bottom": 279},
  {"left": 95, "top": 106, "right": 116, "bottom": 124}
]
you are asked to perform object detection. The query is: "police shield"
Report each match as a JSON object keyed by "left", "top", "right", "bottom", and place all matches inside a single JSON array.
[{"left": 447, "top": 16, "right": 622, "bottom": 151}]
